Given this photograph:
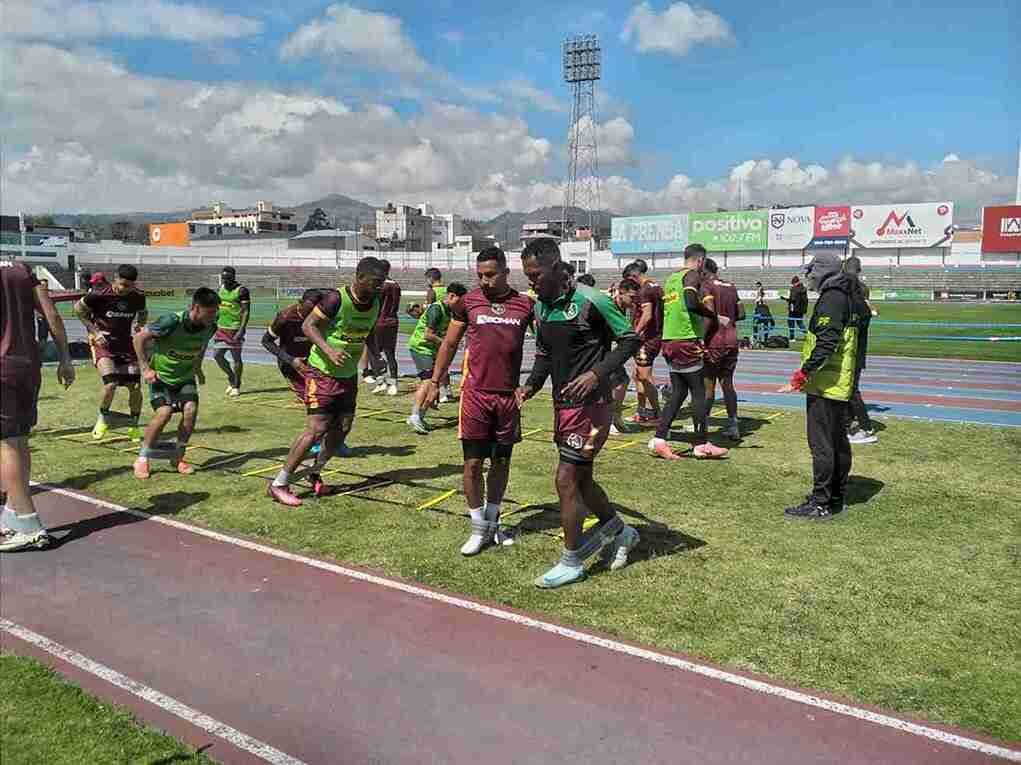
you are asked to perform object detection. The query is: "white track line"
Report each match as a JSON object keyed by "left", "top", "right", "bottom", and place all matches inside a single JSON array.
[
  {"left": 1, "top": 618, "right": 307, "bottom": 765},
  {"left": 31, "top": 482, "right": 1021, "bottom": 763}
]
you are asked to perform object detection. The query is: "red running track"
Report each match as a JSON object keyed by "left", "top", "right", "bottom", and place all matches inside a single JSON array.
[{"left": 2, "top": 487, "right": 1018, "bottom": 764}]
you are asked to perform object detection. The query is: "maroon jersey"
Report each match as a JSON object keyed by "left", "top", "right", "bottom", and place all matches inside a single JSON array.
[
  {"left": 269, "top": 304, "right": 314, "bottom": 359},
  {"left": 450, "top": 288, "right": 533, "bottom": 393},
  {"left": 633, "top": 281, "right": 664, "bottom": 340},
  {"left": 376, "top": 280, "right": 402, "bottom": 328},
  {"left": 0, "top": 261, "right": 40, "bottom": 370},
  {"left": 702, "top": 277, "right": 741, "bottom": 349},
  {"left": 83, "top": 284, "right": 147, "bottom": 356}
]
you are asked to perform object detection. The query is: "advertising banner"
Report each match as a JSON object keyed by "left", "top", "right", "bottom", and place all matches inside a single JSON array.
[
  {"left": 985, "top": 289, "right": 1021, "bottom": 301},
  {"left": 689, "top": 210, "right": 768, "bottom": 252},
  {"left": 849, "top": 202, "right": 953, "bottom": 248},
  {"left": 143, "top": 288, "right": 177, "bottom": 298},
  {"left": 767, "top": 206, "right": 814, "bottom": 250},
  {"left": 933, "top": 289, "right": 984, "bottom": 302},
  {"left": 981, "top": 205, "right": 1021, "bottom": 252},
  {"left": 880, "top": 289, "right": 929, "bottom": 301},
  {"left": 810, "top": 205, "right": 851, "bottom": 247},
  {"left": 611, "top": 214, "right": 688, "bottom": 255}
]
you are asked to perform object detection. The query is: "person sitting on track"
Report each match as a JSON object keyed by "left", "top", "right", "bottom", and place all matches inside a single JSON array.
[
  {"left": 406, "top": 283, "right": 468, "bottom": 434},
  {"left": 132, "top": 287, "right": 219, "bottom": 480},
  {"left": 1, "top": 260, "right": 76, "bottom": 552},
  {"left": 74, "top": 263, "right": 148, "bottom": 441}
]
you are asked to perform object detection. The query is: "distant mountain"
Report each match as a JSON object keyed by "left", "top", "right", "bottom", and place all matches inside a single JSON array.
[
  {"left": 290, "top": 193, "right": 376, "bottom": 231},
  {"left": 481, "top": 206, "right": 614, "bottom": 242}
]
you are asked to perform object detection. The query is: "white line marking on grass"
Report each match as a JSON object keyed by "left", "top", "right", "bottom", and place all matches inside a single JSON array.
[
  {"left": 32, "top": 483, "right": 1021, "bottom": 763},
  {"left": 0, "top": 619, "right": 307, "bottom": 765}
]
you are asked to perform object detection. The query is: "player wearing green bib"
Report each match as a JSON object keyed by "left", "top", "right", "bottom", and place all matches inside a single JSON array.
[
  {"left": 649, "top": 244, "right": 729, "bottom": 460},
  {"left": 268, "top": 257, "right": 386, "bottom": 507},
  {"left": 406, "top": 283, "right": 467, "bottom": 434},
  {"left": 132, "top": 288, "right": 220, "bottom": 480},
  {"left": 212, "top": 266, "right": 250, "bottom": 397}
]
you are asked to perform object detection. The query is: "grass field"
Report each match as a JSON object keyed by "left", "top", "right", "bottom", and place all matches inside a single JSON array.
[
  {"left": 57, "top": 296, "right": 1021, "bottom": 362},
  {"left": 0, "top": 653, "right": 214, "bottom": 764},
  {"left": 15, "top": 362, "right": 1021, "bottom": 750}
]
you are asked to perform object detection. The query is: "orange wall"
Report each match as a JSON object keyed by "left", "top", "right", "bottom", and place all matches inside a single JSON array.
[{"left": 149, "top": 222, "right": 190, "bottom": 247}]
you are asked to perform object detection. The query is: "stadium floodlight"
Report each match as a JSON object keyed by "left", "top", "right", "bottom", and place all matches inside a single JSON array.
[
  {"left": 561, "top": 34, "right": 602, "bottom": 242},
  {"left": 562, "top": 33, "right": 601, "bottom": 83}
]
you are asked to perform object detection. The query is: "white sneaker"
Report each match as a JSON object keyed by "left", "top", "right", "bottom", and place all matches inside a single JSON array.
[
  {"left": 387, "top": 383, "right": 398, "bottom": 396},
  {"left": 372, "top": 381, "right": 388, "bottom": 395},
  {"left": 227, "top": 386, "right": 241, "bottom": 398},
  {"left": 601, "top": 525, "right": 640, "bottom": 571},
  {"left": 407, "top": 414, "right": 429, "bottom": 435},
  {"left": 0, "top": 525, "right": 50, "bottom": 552},
  {"left": 461, "top": 519, "right": 496, "bottom": 556},
  {"left": 848, "top": 430, "right": 878, "bottom": 444},
  {"left": 609, "top": 424, "right": 621, "bottom": 436},
  {"left": 363, "top": 375, "right": 377, "bottom": 386}
]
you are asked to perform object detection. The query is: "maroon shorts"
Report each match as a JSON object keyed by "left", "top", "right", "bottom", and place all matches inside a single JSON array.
[
  {"left": 554, "top": 402, "right": 611, "bottom": 465},
  {"left": 458, "top": 385, "right": 521, "bottom": 445},
  {"left": 635, "top": 338, "right": 661, "bottom": 368},
  {"left": 703, "top": 346, "right": 739, "bottom": 379},
  {"left": 279, "top": 363, "right": 306, "bottom": 403},
  {"left": 91, "top": 339, "right": 140, "bottom": 384},
  {"left": 1, "top": 364, "right": 41, "bottom": 439},
  {"left": 662, "top": 339, "right": 705, "bottom": 372},
  {"left": 304, "top": 368, "right": 357, "bottom": 418},
  {"left": 369, "top": 323, "right": 399, "bottom": 354},
  {"left": 213, "top": 328, "right": 244, "bottom": 350}
]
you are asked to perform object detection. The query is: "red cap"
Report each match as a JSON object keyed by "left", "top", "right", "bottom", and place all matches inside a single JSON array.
[{"left": 89, "top": 273, "right": 106, "bottom": 285}]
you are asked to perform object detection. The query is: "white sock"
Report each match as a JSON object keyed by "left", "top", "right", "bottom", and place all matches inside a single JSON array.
[
  {"left": 273, "top": 469, "right": 291, "bottom": 487},
  {"left": 411, "top": 403, "right": 421, "bottom": 417},
  {"left": 468, "top": 506, "right": 484, "bottom": 523}
]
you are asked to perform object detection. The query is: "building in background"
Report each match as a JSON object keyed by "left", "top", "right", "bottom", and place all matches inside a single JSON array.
[
  {"left": 375, "top": 203, "right": 432, "bottom": 251},
  {"left": 288, "top": 230, "right": 378, "bottom": 251},
  {"left": 521, "top": 220, "right": 564, "bottom": 246},
  {"left": 191, "top": 200, "right": 297, "bottom": 235},
  {"left": 149, "top": 221, "right": 248, "bottom": 247}
]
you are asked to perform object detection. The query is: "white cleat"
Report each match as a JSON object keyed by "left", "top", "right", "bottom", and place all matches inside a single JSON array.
[
  {"left": 387, "top": 383, "right": 399, "bottom": 396},
  {"left": 372, "top": 382, "right": 388, "bottom": 395},
  {"left": 407, "top": 414, "right": 429, "bottom": 435},
  {"left": 227, "top": 386, "right": 241, "bottom": 398},
  {"left": 363, "top": 375, "right": 377, "bottom": 386},
  {"left": 461, "top": 519, "right": 497, "bottom": 556},
  {"left": 602, "top": 525, "right": 640, "bottom": 571}
]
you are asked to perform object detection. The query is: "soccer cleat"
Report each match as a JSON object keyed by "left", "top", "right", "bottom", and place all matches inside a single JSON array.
[
  {"left": 267, "top": 483, "right": 302, "bottom": 507},
  {"left": 175, "top": 460, "right": 196, "bottom": 475},
  {"left": 363, "top": 375, "right": 377, "bottom": 386},
  {"left": 648, "top": 437, "right": 681, "bottom": 460},
  {"left": 784, "top": 498, "right": 833, "bottom": 521},
  {"left": 601, "top": 525, "right": 640, "bottom": 571},
  {"left": 461, "top": 518, "right": 497, "bottom": 556},
  {"left": 722, "top": 423, "right": 741, "bottom": 440},
  {"left": 386, "top": 383, "right": 398, "bottom": 396},
  {"left": 334, "top": 441, "right": 352, "bottom": 458},
  {"left": 627, "top": 412, "right": 659, "bottom": 425},
  {"left": 308, "top": 473, "right": 339, "bottom": 498},
  {"left": 494, "top": 525, "right": 515, "bottom": 547},
  {"left": 225, "top": 384, "right": 233, "bottom": 394},
  {"left": 0, "top": 527, "right": 51, "bottom": 552},
  {"left": 848, "top": 429, "right": 878, "bottom": 445},
  {"left": 127, "top": 425, "right": 142, "bottom": 442},
  {"left": 609, "top": 424, "right": 621, "bottom": 436},
  {"left": 534, "top": 562, "right": 587, "bottom": 589},
  {"left": 439, "top": 393, "right": 451, "bottom": 404},
  {"left": 372, "top": 381, "right": 388, "bottom": 395},
  {"left": 227, "top": 386, "right": 241, "bottom": 398},
  {"left": 407, "top": 414, "right": 430, "bottom": 435},
  {"left": 91, "top": 418, "right": 109, "bottom": 440},
  {"left": 133, "top": 458, "right": 151, "bottom": 480},
  {"left": 693, "top": 442, "right": 729, "bottom": 459}
]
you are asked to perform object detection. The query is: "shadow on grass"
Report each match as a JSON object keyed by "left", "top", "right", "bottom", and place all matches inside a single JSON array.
[
  {"left": 846, "top": 475, "right": 884, "bottom": 508},
  {"left": 512, "top": 502, "right": 705, "bottom": 566},
  {"left": 44, "top": 491, "right": 210, "bottom": 549},
  {"left": 343, "top": 444, "right": 417, "bottom": 458}
]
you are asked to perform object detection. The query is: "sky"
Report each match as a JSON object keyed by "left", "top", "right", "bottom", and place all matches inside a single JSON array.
[{"left": 2, "top": 0, "right": 1018, "bottom": 221}]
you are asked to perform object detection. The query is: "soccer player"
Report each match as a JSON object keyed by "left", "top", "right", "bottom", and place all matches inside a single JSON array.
[
  {"left": 648, "top": 244, "right": 730, "bottom": 460},
  {"left": 843, "top": 256, "right": 878, "bottom": 445},
  {"left": 518, "top": 238, "right": 641, "bottom": 588},
  {"left": 74, "top": 264, "right": 148, "bottom": 440},
  {"left": 407, "top": 283, "right": 468, "bottom": 434},
  {"left": 778, "top": 253, "right": 859, "bottom": 519},
  {"left": 131, "top": 287, "right": 219, "bottom": 480},
  {"left": 420, "top": 247, "right": 533, "bottom": 555},
  {"left": 784, "top": 276, "right": 809, "bottom": 340},
  {"left": 621, "top": 261, "right": 663, "bottom": 424},
  {"left": 424, "top": 268, "right": 445, "bottom": 305},
  {"left": 213, "top": 266, "right": 250, "bottom": 397},
  {"left": 607, "top": 278, "right": 642, "bottom": 434},
  {"left": 267, "top": 257, "right": 385, "bottom": 507},
  {"left": 1, "top": 261, "right": 76, "bottom": 551},
  {"left": 261, "top": 289, "right": 326, "bottom": 404},
  {"left": 700, "top": 258, "right": 744, "bottom": 440},
  {"left": 366, "top": 259, "right": 402, "bottom": 396}
]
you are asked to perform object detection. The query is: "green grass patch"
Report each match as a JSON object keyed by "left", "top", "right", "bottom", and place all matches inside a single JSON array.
[
  {"left": 26, "top": 364, "right": 1021, "bottom": 743},
  {"left": 0, "top": 653, "right": 214, "bottom": 764}
]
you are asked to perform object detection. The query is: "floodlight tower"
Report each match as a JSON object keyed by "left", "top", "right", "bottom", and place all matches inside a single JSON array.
[{"left": 562, "top": 34, "right": 601, "bottom": 241}]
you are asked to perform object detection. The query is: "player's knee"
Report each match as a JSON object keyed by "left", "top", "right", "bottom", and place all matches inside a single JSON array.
[
  {"left": 555, "top": 463, "right": 580, "bottom": 496},
  {"left": 338, "top": 414, "right": 354, "bottom": 434},
  {"left": 103, "top": 381, "right": 118, "bottom": 395},
  {"left": 463, "top": 457, "right": 484, "bottom": 477},
  {"left": 181, "top": 400, "right": 198, "bottom": 418}
]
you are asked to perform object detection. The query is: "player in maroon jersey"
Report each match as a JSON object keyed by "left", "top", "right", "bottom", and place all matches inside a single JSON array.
[
  {"left": 365, "top": 259, "right": 403, "bottom": 396},
  {"left": 421, "top": 247, "right": 534, "bottom": 556},
  {"left": 700, "top": 259, "right": 744, "bottom": 440},
  {"left": 621, "top": 261, "right": 663, "bottom": 424},
  {"left": 1, "top": 261, "right": 75, "bottom": 551},
  {"left": 74, "top": 264, "right": 148, "bottom": 440}
]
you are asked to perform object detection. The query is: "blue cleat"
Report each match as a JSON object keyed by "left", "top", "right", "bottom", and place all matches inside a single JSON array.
[
  {"left": 534, "top": 562, "right": 587, "bottom": 589},
  {"left": 334, "top": 441, "right": 352, "bottom": 457},
  {"left": 310, "top": 443, "right": 322, "bottom": 456}
]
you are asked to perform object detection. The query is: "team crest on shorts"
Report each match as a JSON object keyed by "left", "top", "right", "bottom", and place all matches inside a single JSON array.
[
  {"left": 563, "top": 302, "right": 579, "bottom": 320},
  {"left": 491, "top": 303, "right": 505, "bottom": 315},
  {"left": 565, "top": 432, "right": 584, "bottom": 449}
]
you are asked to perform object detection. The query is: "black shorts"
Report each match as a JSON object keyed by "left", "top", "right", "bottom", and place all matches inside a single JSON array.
[{"left": 150, "top": 380, "right": 199, "bottom": 413}]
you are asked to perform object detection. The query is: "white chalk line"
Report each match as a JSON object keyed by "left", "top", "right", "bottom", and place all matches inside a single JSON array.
[
  {"left": 1, "top": 618, "right": 307, "bottom": 765},
  {"left": 28, "top": 482, "right": 1021, "bottom": 762}
]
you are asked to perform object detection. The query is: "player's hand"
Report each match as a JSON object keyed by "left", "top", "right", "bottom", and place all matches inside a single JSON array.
[
  {"left": 717, "top": 315, "right": 731, "bottom": 328},
  {"left": 57, "top": 360, "right": 75, "bottom": 388},
  {"left": 325, "top": 348, "right": 350, "bottom": 367},
  {"left": 514, "top": 385, "right": 534, "bottom": 409},
  {"left": 871, "top": 309, "right": 879, "bottom": 317},
  {"left": 560, "top": 371, "right": 598, "bottom": 403},
  {"left": 777, "top": 383, "right": 796, "bottom": 394},
  {"left": 142, "top": 368, "right": 158, "bottom": 384},
  {"left": 420, "top": 379, "right": 440, "bottom": 409},
  {"left": 196, "top": 369, "right": 206, "bottom": 386},
  {"left": 291, "top": 357, "right": 311, "bottom": 375},
  {"left": 92, "top": 331, "right": 109, "bottom": 347}
]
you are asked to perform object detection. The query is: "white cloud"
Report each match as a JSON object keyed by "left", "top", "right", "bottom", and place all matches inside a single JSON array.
[
  {"left": 568, "top": 117, "right": 637, "bottom": 167},
  {"left": 4, "top": 0, "right": 263, "bottom": 42},
  {"left": 504, "top": 78, "right": 565, "bottom": 113},
  {"left": 621, "top": 2, "right": 733, "bottom": 57},
  {"left": 943, "top": 153, "right": 961, "bottom": 163},
  {"left": 280, "top": 3, "right": 428, "bottom": 76}
]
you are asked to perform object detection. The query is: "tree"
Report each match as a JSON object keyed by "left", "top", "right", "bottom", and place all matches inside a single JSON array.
[
  {"left": 30, "top": 213, "right": 57, "bottom": 227},
  {"left": 301, "top": 208, "right": 332, "bottom": 232}
]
